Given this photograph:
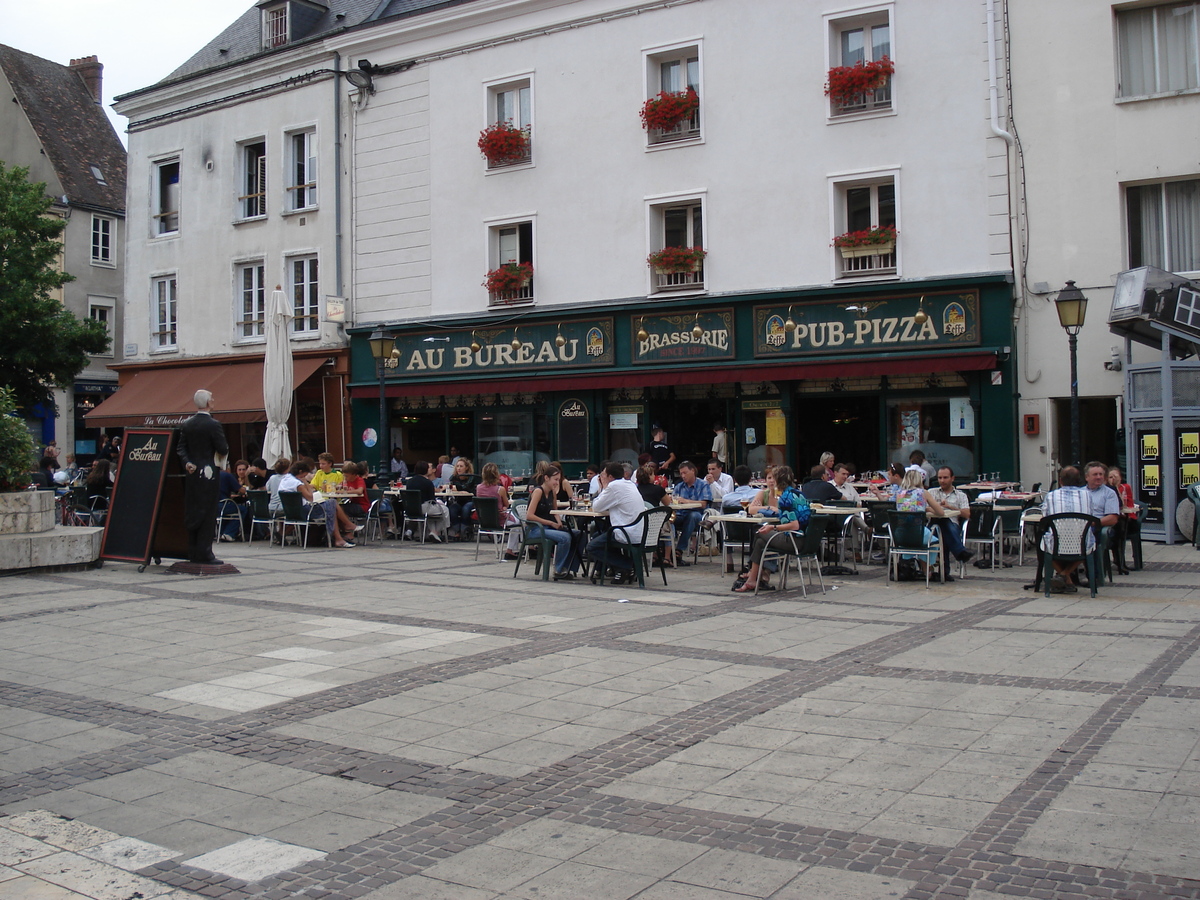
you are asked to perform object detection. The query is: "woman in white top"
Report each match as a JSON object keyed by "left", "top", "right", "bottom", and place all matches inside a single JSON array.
[{"left": 278, "top": 459, "right": 356, "bottom": 548}]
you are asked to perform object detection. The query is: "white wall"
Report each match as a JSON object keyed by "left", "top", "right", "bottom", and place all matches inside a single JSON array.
[
  {"left": 347, "top": 0, "right": 1011, "bottom": 323},
  {"left": 1008, "top": 0, "right": 1200, "bottom": 484}
]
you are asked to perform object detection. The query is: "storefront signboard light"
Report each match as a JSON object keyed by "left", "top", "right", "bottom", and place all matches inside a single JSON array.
[
  {"left": 632, "top": 309, "right": 735, "bottom": 364},
  {"left": 389, "top": 320, "right": 615, "bottom": 374},
  {"left": 754, "top": 290, "right": 980, "bottom": 358},
  {"left": 610, "top": 413, "right": 638, "bottom": 429}
]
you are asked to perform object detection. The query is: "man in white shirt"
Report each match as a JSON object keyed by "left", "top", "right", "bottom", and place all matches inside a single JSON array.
[
  {"left": 587, "top": 462, "right": 647, "bottom": 584},
  {"left": 710, "top": 422, "right": 728, "bottom": 465},
  {"left": 704, "top": 459, "right": 734, "bottom": 502}
]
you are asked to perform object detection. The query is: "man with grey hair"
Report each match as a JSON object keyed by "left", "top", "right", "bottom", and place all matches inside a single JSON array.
[{"left": 177, "top": 390, "right": 229, "bottom": 564}]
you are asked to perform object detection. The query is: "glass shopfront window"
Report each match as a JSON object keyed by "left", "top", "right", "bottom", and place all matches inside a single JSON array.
[
  {"left": 478, "top": 410, "right": 548, "bottom": 477},
  {"left": 885, "top": 396, "right": 976, "bottom": 478},
  {"left": 742, "top": 405, "right": 787, "bottom": 476},
  {"left": 607, "top": 406, "right": 643, "bottom": 471}
]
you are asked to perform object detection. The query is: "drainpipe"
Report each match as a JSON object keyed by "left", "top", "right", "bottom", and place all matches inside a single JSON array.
[
  {"left": 986, "top": 0, "right": 1014, "bottom": 145},
  {"left": 333, "top": 53, "right": 345, "bottom": 299}
]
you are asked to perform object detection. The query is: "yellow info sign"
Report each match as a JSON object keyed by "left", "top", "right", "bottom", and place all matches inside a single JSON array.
[
  {"left": 1142, "top": 464, "right": 1160, "bottom": 490},
  {"left": 1182, "top": 463, "right": 1200, "bottom": 487},
  {"left": 1141, "top": 434, "right": 1160, "bottom": 459},
  {"left": 1181, "top": 432, "right": 1199, "bottom": 458}
]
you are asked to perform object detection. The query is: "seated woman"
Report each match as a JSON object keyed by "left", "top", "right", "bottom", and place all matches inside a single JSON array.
[
  {"left": 475, "top": 462, "right": 520, "bottom": 558},
  {"left": 446, "top": 457, "right": 478, "bottom": 540},
  {"left": 551, "top": 461, "right": 575, "bottom": 507},
  {"left": 735, "top": 466, "right": 810, "bottom": 592},
  {"left": 1108, "top": 466, "right": 1136, "bottom": 575},
  {"left": 892, "top": 468, "right": 946, "bottom": 578},
  {"left": 748, "top": 469, "right": 781, "bottom": 518},
  {"left": 266, "top": 457, "right": 291, "bottom": 515},
  {"left": 278, "top": 459, "right": 356, "bottom": 547},
  {"left": 524, "top": 465, "right": 582, "bottom": 581},
  {"left": 218, "top": 461, "right": 250, "bottom": 542}
]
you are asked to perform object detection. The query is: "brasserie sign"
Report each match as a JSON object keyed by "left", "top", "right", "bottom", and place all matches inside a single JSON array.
[
  {"left": 633, "top": 308, "right": 735, "bottom": 364},
  {"left": 754, "top": 290, "right": 980, "bottom": 358},
  {"left": 385, "top": 319, "right": 615, "bottom": 375}
]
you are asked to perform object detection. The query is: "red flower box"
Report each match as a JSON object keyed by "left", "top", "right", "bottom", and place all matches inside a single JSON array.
[{"left": 640, "top": 90, "right": 699, "bottom": 131}]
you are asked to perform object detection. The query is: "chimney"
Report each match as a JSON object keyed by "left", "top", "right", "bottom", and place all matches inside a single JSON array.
[{"left": 69, "top": 56, "right": 103, "bottom": 105}]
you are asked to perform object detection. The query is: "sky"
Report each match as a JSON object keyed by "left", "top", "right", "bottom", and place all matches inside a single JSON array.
[{"left": 3, "top": 0, "right": 254, "bottom": 143}]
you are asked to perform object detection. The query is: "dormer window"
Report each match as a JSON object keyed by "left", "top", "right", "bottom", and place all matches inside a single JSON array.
[
  {"left": 262, "top": 4, "right": 288, "bottom": 48},
  {"left": 259, "top": 0, "right": 327, "bottom": 50}
]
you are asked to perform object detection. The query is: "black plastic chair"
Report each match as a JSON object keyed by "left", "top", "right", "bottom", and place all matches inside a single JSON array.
[
  {"left": 246, "top": 490, "right": 277, "bottom": 545},
  {"left": 962, "top": 504, "right": 1001, "bottom": 574},
  {"left": 759, "top": 517, "right": 828, "bottom": 597},
  {"left": 512, "top": 502, "right": 556, "bottom": 581},
  {"left": 606, "top": 507, "right": 673, "bottom": 588},
  {"left": 399, "top": 489, "right": 429, "bottom": 542},
  {"left": 473, "top": 495, "right": 509, "bottom": 560},
  {"left": 886, "top": 510, "right": 942, "bottom": 588},
  {"left": 279, "top": 491, "right": 323, "bottom": 548},
  {"left": 1040, "top": 512, "right": 1101, "bottom": 598}
]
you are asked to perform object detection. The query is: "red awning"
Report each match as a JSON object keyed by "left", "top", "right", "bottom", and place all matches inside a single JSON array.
[
  {"left": 84, "top": 358, "right": 327, "bottom": 428},
  {"left": 348, "top": 351, "right": 998, "bottom": 399}
]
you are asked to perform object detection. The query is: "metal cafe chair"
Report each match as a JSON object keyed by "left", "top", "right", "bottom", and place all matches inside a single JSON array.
[
  {"left": 246, "top": 489, "right": 278, "bottom": 545},
  {"left": 886, "top": 510, "right": 943, "bottom": 588},
  {"left": 279, "top": 491, "right": 323, "bottom": 548},
  {"left": 1039, "top": 512, "right": 1102, "bottom": 598},
  {"left": 472, "top": 495, "right": 509, "bottom": 560},
  {"left": 758, "top": 516, "right": 828, "bottom": 598}
]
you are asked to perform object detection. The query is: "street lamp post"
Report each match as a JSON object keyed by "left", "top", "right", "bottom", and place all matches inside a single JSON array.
[
  {"left": 368, "top": 329, "right": 397, "bottom": 483},
  {"left": 1054, "top": 281, "right": 1089, "bottom": 468}
]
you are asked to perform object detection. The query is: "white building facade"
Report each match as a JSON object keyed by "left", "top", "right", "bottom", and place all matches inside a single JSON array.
[{"left": 110, "top": 0, "right": 1021, "bottom": 479}]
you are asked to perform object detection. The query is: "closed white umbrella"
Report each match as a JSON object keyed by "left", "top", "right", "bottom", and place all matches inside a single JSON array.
[{"left": 262, "top": 286, "right": 294, "bottom": 468}]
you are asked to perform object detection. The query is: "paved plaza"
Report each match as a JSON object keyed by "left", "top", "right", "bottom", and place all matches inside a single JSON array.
[{"left": 2, "top": 537, "right": 1200, "bottom": 899}]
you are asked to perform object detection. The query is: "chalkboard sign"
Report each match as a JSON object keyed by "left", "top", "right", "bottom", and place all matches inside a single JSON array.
[
  {"left": 557, "top": 398, "right": 589, "bottom": 462},
  {"left": 101, "top": 429, "right": 188, "bottom": 567}
]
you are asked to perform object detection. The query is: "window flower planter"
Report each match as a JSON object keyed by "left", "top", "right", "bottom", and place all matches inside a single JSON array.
[
  {"left": 484, "top": 262, "right": 533, "bottom": 299},
  {"left": 825, "top": 57, "right": 894, "bottom": 105},
  {"left": 833, "top": 225, "right": 897, "bottom": 258},
  {"left": 640, "top": 90, "right": 699, "bottom": 132},
  {"left": 647, "top": 246, "right": 706, "bottom": 274},
  {"left": 477, "top": 122, "right": 530, "bottom": 166}
]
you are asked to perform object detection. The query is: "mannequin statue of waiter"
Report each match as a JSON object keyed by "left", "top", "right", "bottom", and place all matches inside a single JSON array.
[{"left": 176, "top": 389, "right": 229, "bottom": 564}]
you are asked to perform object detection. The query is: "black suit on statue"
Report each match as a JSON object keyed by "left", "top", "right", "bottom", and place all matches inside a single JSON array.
[{"left": 177, "top": 411, "right": 229, "bottom": 563}]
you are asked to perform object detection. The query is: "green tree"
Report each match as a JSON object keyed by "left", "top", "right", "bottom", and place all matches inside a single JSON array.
[{"left": 0, "top": 161, "right": 110, "bottom": 412}]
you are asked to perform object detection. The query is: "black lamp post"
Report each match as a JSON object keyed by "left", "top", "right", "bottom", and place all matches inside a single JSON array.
[
  {"left": 1054, "top": 281, "right": 1089, "bottom": 468},
  {"left": 368, "top": 329, "right": 397, "bottom": 482}
]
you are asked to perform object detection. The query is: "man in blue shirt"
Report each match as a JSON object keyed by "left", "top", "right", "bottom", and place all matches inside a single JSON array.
[
  {"left": 671, "top": 461, "right": 711, "bottom": 565},
  {"left": 720, "top": 465, "right": 758, "bottom": 511}
]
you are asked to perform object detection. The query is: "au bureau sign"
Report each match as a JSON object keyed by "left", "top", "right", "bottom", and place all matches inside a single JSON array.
[
  {"left": 754, "top": 290, "right": 980, "bottom": 357},
  {"left": 386, "top": 320, "right": 615, "bottom": 375}
]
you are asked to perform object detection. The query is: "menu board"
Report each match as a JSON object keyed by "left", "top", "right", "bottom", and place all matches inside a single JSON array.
[{"left": 101, "top": 429, "right": 189, "bottom": 567}]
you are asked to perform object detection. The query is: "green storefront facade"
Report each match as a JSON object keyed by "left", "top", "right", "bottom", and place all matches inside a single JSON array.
[{"left": 347, "top": 274, "right": 1017, "bottom": 483}]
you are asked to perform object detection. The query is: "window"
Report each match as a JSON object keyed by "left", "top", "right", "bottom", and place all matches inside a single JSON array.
[
  {"left": 152, "top": 276, "right": 177, "bottom": 350},
  {"left": 1117, "top": 3, "right": 1200, "bottom": 98},
  {"left": 484, "top": 77, "right": 532, "bottom": 169},
  {"left": 240, "top": 141, "right": 267, "bottom": 219},
  {"left": 828, "top": 8, "right": 892, "bottom": 116},
  {"left": 262, "top": 4, "right": 288, "bottom": 48},
  {"left": 154, "top": 159, "right": 179, "bottom": 235},
  {"left": 649, "top": 197, "right": 705, "bottom": 292},
  {"left": 287, "top": 129, "right": 317, "bottom": 210},
  {"left": 290, "top": 256, "right": 320, "bottom": 333},
  {"left": 236, "top": 263, "right": 267, "bottom": 340},
  {"left": 91, "top": 215, "right": 113, "bottom": 265},
  {"left": 644, "top": 44, "right": 701, "bottom": 145},
  {"left": 89, "top": 299, "right": 115, "bottom": 357},
  {"left": 488, "top": 221, "right": 534, "bottom": 306},
  {"left": 833, "top": 174, "right": 897, "bottom": 278},
  {"left": 1127, "top": 178, "right": 1200, "bottom": 273}
]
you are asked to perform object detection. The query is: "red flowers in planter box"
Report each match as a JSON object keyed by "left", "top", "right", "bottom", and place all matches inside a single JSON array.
[
  {"left": 640, "top": 90, "right": 699, "bottom": 131},
  {"left": 825, "top": 57, "right": 894, "bottom": 103},
  {"left": 832, "top": 225, "right": 897, "bottom": 249},
  {"left": 477, "top": 122, "right": 530, "bottom": 164},
  {"left": 646, "top": 246, "right": 707, "bottom": 274},
  {"left": 484, "top": 262, "right": 533, "bottom": 297}
]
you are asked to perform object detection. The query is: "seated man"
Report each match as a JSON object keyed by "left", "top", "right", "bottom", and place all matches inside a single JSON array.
[
  {"left": 670, "top": 461, "right": 711, "bottom": 565},
  {"left": 218, "top": 462, "right": 248, "bottom": 542},
  {"left": 800, "top": 465, "right": 841, "bottom": 503},
  {"left": 720, "top": 465, "right": 759, "bottom": 511},
  {"left": 310, "top": 453, "right": 343, "bottom": 492},
  {"left": 703, "top": 459, "right": 735, "bottom": 504},
  {"left": 586, "top": 462, "right": 647, "bottom": 585},
  {"left": 405, "top": 460, "right": 449, "bottom": 541},
  {"left": 1084, "top": 460, "right": 1120, "bottom": 554},
  {"left": 1040, "top": 465, "right": 1093, "bottom": 592},
  {"left": 928, "top": 466, "right": 974, "bottom": 563}
]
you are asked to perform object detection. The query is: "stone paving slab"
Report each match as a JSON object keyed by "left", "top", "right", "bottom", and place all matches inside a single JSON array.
[{"left": 1, "top": 538, "right": 1199, "bottom": 898}]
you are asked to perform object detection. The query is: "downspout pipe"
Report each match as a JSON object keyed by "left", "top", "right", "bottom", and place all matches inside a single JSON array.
[
  {"left": 986, "top": 0, "right": 1015, "bottom": 145},
  {"left": 333, "top": 52, "right": 345, "bottom": 299}
]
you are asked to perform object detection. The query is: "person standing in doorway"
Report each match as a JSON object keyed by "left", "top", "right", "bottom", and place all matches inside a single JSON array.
[
  {"left": 650, "top": 427, "right": 675, "bottom": 477},
  {"left": 710, "top": 422, "right": 727, "bottom": 466},
  {"left": 177, "top": 390, "right": 229, "bottom": 565}
]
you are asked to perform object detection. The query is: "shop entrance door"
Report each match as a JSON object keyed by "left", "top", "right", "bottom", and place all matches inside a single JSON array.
[
  {"left": 649, "top": 398, "right": 732, "bottom": 472},
  {"left": 793, "top": 396, "right": 880, "bottom": 477}
]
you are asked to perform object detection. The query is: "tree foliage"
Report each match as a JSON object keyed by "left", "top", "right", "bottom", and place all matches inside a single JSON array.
[
  {"left": 0, "top": 387, "right": 37, "bottom": 491},
  {"left": 0, "top": 161, "right": 110, "bottom": 412}
]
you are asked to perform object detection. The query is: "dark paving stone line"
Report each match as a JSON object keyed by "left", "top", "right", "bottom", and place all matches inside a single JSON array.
[
  {"left": 900, "top": 622, "right": 1200, "bottom": 900},
  {"left": 0, "top": 739, "right": 190, "bottom": 807},
  {"left": 1159, "top": 685, "right": 1200, "bottom": 700},
  {"left": 864, "top": 665, "right": 1125, "bottom": 694}
]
